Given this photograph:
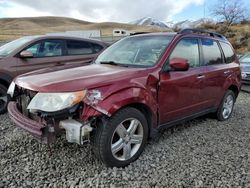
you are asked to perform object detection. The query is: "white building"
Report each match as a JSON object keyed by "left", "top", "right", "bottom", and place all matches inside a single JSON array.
[
  {"left": 113, "top": 29, "right": 130, "bottom": 37},
  {"left": 47, "top": 30, "right": 101, "bottom": 38}
]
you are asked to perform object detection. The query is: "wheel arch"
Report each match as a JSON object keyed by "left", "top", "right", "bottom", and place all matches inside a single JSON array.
[
  {"left": 0, "top": 74, "right": 12, "bottom": 88},
  {"left": 121, "top": 102, "right": 156, "bottom": 139},
  {"left": 227, "top": 84, "right": 239, "bottom": 98}
]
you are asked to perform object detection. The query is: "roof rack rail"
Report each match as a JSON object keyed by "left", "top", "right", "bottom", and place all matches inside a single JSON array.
[{"left": 178, "top": 28, "right": 227, "bottom": 40}]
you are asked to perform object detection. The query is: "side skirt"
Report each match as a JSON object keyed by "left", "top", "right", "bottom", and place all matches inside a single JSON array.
[{"left": 150, "top": 107, "right": 217, "bottom": 138}]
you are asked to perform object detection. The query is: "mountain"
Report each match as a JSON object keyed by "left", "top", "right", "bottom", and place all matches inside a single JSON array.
[
  {"left": 130, "top": 17, "right": 169, "bottom": 28},
  {"left": 130, "top": 17, "right": 216, "bottom": 29},
  {"left": 173, "top": 18, "right": 216, "bottom": 29}
]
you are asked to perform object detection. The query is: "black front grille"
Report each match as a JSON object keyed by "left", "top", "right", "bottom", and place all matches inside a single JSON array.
[
  {"left": 246, "top": 73, "right": 250, "bottom": 79},
  {"left": 16, "top": 88, "right": 37, "bottom": 117}
]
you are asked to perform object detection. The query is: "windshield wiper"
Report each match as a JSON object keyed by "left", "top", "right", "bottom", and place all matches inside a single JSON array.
[{"left": 99, "top": 61, "right": 129, "bottom": 67}]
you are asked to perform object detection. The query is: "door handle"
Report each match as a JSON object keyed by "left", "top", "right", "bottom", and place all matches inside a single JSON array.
[
  {"left": 56, "top": 62, "right": 64, "bottom": 66},
  {"left": 197, "top": 75, "right": 205, "bottom": 79}
]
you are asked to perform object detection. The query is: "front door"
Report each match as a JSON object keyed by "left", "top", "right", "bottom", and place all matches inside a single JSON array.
[{"left": 158, "top": 38, "right": 206, "bottom": 124}]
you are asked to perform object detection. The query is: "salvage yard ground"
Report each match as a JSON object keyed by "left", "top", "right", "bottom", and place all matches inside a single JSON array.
[
  {"left": 242, "top": 84, "right": 250, "bottom": 93},
  {"left": 0, "top": 92, "right": 250, "bottom": 187}
]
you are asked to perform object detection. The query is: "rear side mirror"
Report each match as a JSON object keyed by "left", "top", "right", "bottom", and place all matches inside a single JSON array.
[
  {"left": 20, "top": 50, "right": 33, "bottom": 58},
  {"left": 169, "top": 58, "right": 189, "bottom": 71}
]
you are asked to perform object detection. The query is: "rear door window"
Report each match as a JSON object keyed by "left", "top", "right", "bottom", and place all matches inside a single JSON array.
[
  {"left": 201, "top": 39, "right": 223, "bottom": 65},
  {"left": 219, "top": 42, "right": 236, "bottom": 64},
  {"left": 67, "top": 40, "right": 93, "bottom": 55}
]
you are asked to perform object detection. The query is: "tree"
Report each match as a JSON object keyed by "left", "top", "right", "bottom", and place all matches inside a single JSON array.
[{"left": 210, "top": 0, "right": 246, "bottom": 27}]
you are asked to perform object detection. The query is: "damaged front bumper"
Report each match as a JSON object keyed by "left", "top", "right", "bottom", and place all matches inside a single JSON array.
[
  {"left": 8, "top": 101, "right": 94, "bottom": 144},
  {"left": 8, "top": 101, "right": 46, "bottom": 139}
]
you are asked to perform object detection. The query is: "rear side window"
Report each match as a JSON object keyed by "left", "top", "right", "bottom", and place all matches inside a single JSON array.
[
  {"left": 67, "top": 40, "right": 93, "bottom": 55},
  {"left": 169, "top": 38, "right": 200, "bottom": 68},
  {"left": 201, "top": 39, "right": 222, "bottom": 65},
  {"left": 220, "top": 42, "right": 235, "bottom": 64}
]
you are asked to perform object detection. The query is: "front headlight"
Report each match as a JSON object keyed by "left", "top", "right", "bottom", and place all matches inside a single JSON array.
[
  {"left": 7, "top": 81, "right": 15, "bottom": 98},
  {"left": 241, "top": 72, "right": 247, "bottom": 78},
  {"left": 27, "top": 90, "right": 87, "bottom": 112}
]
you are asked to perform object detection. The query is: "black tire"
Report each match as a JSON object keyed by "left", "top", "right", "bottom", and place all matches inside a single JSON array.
[
  {"left": 92, "top": 107, "right": 148, "bottom": 167},
  {"left": 0, "top": 84, "right": 8, "bottom": 114},
  {"left": 216, "top": 90, "right": 235, "bottom": 121}
]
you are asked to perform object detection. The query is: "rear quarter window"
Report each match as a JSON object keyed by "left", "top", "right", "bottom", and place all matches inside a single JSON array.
[
  {"left": 92, "top": 43, "right": 104, "bottom": 53},
  {"left": 219, "top": 42, "right": 236, "bottom": 64}
]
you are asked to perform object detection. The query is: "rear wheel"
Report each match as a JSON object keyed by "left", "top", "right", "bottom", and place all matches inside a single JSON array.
[
  {"left": 92, "top": 107, "right": 148, "bottom": 167},
  {"left": 216, "top": 90, "right": 235, "bottom": 121},
  {"left": 0, "top": 84, "right": 8, "bottom": 114}
]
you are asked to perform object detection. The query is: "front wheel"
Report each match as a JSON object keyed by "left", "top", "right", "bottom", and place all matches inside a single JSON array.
[
  {"left": 92, "top": 107, "right": 148, "bottom": 167},
  {"left": 216, "top": 90, "right": 236, "bottom": 121}
]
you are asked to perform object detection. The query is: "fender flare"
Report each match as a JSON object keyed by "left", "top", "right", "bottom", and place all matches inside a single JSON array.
[
  {"left": 0, "top": 73, "right": 13, "bottom": 87},
  {"left": 215, "top": 74, "right": 241, "bottom": 107}
]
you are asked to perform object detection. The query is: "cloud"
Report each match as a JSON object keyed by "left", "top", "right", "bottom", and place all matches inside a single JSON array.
[
  {"left": 2, "top": 0, "right": 204, "bottom": 22},
  {"left": 0, "top": 1, "right": 52, "bottom": 18}
]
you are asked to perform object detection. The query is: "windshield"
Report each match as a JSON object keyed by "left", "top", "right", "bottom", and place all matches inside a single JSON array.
[
  {"left": 0, "top": 37, "right": 35, "bottom": 57},
  {"left": 96, "top": 35, "right": 174, "bottom": 67},
  {"left": 240, "top": 53, "right": 250, "bottom": 64}
]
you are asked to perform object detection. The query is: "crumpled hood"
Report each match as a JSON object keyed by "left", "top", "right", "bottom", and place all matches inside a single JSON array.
[
  {"left": 241, "top": 64, "right": 250, "bottom": 72},
  {"left": 15, "top": 64, "right": 146, "bottom": 92}
]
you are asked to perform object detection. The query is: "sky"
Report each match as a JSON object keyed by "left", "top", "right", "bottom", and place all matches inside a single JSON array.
[{"left": 0, "top": 0, "right": 249, "bottom": 23}]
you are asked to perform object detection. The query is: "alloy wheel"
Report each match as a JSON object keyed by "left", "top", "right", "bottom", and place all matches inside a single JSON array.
[
  {"left": 111, "top": 118, "right": 144, "bottom": 161},
  {"left": 222, "top": 94, "right": 234, "bottom": 119}
]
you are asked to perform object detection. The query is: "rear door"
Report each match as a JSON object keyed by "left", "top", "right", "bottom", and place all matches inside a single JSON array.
[
  {"left": 159, "top": 38, "right": 207, "bottom": 124},
  {"left": 199, "top": 38, "right": 234, "bottom": 108},
  {"left": 63, "top": 40, "right": 103, "bottom": 66}
]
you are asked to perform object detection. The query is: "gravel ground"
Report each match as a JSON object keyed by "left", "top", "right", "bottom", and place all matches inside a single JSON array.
[{"left": 0, "top": 92, "right": 250, "bottom": 188}]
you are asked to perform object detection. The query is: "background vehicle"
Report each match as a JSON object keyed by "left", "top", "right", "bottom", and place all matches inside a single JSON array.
[
  {"left": 8, "top": 29, "right": 241, "bottom": 167},
  {"left": 0, "top": 35, "right": 108, "bottom": 113},
  {"left": 240, "top": 52, "right": 250, "bottom": 84}
]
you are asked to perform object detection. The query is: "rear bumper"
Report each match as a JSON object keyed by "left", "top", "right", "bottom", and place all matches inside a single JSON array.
[
  {"left": 242, "top": 80, "right": 250, "bottom": 84},
  {"left": 8, "top": 101, "right": 46, "bottom": 138}
]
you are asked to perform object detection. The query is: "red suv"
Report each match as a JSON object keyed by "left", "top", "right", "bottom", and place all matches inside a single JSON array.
[{"left": 7, "top": 29, "right": 241, "bottom": 167}]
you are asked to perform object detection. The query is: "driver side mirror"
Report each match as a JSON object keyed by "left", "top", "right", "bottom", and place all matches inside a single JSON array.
[
  {"left": 169, "top": 58, "right": 189, "bottom": 71},
  {"left": 20, "top": 50, "right": 33, "bottom": 58}
]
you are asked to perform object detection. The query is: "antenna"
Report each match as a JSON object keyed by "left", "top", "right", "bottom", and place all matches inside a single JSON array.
[{"left": 204, "top": 0, "right": 206, "bottom": 19}]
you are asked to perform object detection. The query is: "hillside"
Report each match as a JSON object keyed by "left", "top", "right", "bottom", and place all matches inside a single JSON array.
[
  {"left": 0, "top": 16, "right": 170, "bottom": 41},
  {"left": 199, "top": 22, "right": 250, "bottom": 54},
  {"left": 0, "top": 16, "right": 249, "bottom": 54}
]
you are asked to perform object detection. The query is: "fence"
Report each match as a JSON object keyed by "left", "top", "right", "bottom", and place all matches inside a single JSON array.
[{"left": 90, "top": 36, "right": 126, "bottom": 43}]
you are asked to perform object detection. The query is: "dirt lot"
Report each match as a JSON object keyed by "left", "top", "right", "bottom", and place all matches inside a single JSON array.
[{"left": 0, "top": 92, "right": 250, "bottom": 187}]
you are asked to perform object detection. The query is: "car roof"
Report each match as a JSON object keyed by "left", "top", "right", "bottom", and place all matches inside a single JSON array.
[
  {"left": 21, "top": 35, "right": 106, "bottom": 44},
  {"left": 129, "top": 32, "right": 177, "bottom": 37}
]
